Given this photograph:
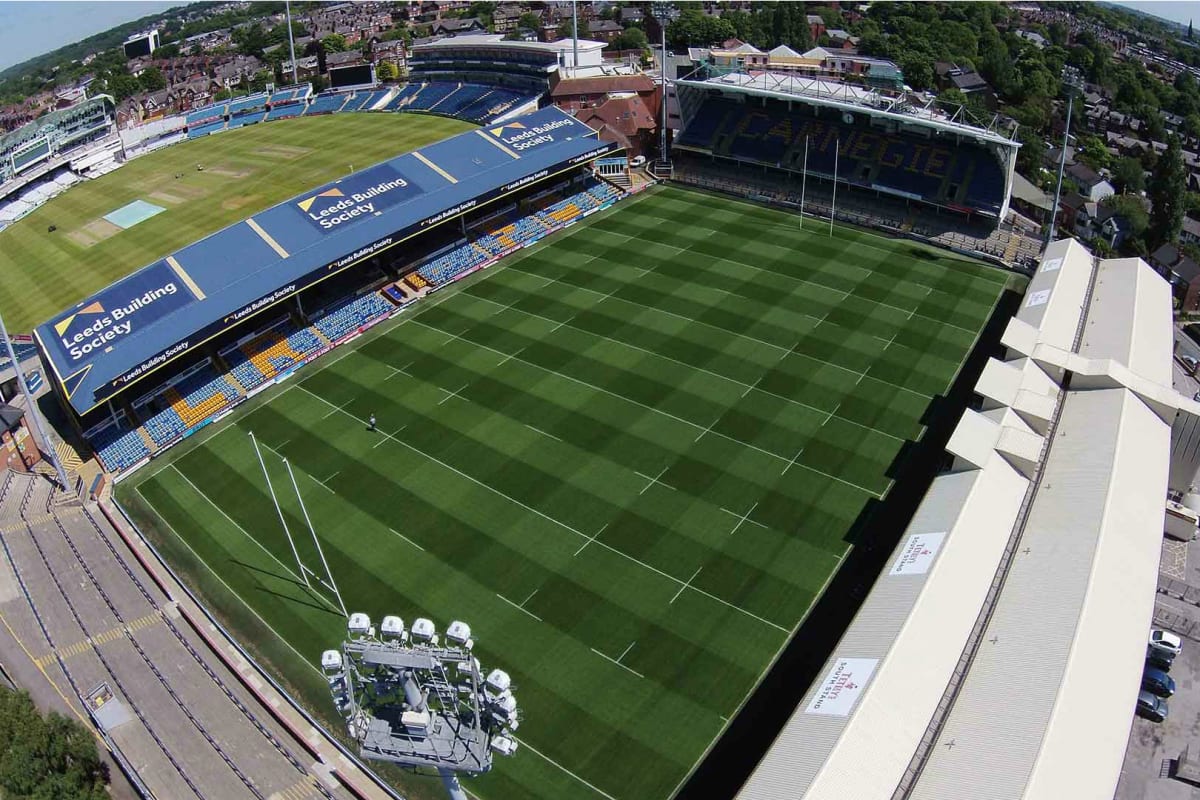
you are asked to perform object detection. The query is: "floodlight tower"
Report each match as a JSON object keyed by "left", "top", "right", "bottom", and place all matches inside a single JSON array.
[
  {"left": 1047, "top": 66, "right": 1083, "bottom": 247},
  {"left": 322, "top": 614, "right": 519, "bottom": 800},
  {"left": 651, "top": 2, "right": 679, "bottom": 173}
]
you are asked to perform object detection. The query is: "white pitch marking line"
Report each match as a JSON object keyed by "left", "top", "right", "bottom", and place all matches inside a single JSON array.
[
  {"left": 822, "top": 402, "right": 841, "bottom": 427},
  {"left": 550, "top": 318, "right": 570, "bottom": 332},
  {"left": 617, "top": 640, "right": 636, "bottom": 662},
  {"left": 741, "top": 375, "right": 763, "bottom": 398},
  {"left": 297, "top": 385, "right": 790, "bottom": 632},
  {"left": 781, "top": 447, "right": 805, "bottom": 476},
  {"left": 513, "top": 737, "right": 618, "bottom": 800},
  {"left": 314, "top": 476, "right": 335, "bottom": 493},
  {"left": 410, "top": 319, "right": 880, "bottom": 497},
  {"left": 438, "top": 383, "right": 469, "bottom": 405},
  {"left": 374, "top": 425, "right": 405, "bottom": 447},
  {"left": 388, "top": 527, "right": 425, "bottom": 552},
  {"left": 385, "top": 362, "right": 411, "bottom": 381},
  {"left": 524, "top": 424, "right": 562, "bottom": 442},
  {"left": 590, "top": 647, "right": 644, "bottom": 679},
  {"left": 324, "top": 471, "right": 340, "bottom": 483},
  {"left": 670, "top": 568, "right": 702, "bottom": 604},
  {"left": 693, "top": 416, "right": 720, "bottom": 443},
  {"left": 636, "top": 467, "right": 670, "bottom": 496},
  {"left": 497, "top": 593, "right": 542, "bottom": 622},
  {"left": 722, "top": 502, "right": 760, "bottom": 536},
  {"left": 497, "top": 347, "right": 524, "bottom": 367},
  {"left": 321, "top": 399, "right": 351, "bottom": 419},
  {"left": 573, "top": 523, "right": 608, "bottom": 557}
]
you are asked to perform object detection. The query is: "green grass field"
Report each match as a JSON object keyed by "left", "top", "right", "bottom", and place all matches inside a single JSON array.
[
  {"left": 117, "top": 185, "right": 1011, "bottom": 800},
  {"left": 0, "top": 113, "right": 470, "bottom": 333}
]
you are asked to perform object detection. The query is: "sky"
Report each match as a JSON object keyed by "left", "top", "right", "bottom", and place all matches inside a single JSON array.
[
  {"left": 0, "top": 1, "right": 186, "bottom": 72},
  {"left": 1113, "top": 1, "right": 1193, "bottom": 27}
]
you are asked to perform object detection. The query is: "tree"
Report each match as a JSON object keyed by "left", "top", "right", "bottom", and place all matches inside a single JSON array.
[
  {"left": 1015, "top": 126, "right": 1046, "bottom": 176},
  {"left": 1112, "top": 156, "right": 1146, "bottom": 194},
  {"left": 611, "top": 26, "right": 648, "bottom": 53},
  {"left": 1101, "top": 193, "right": 1149, "bottom": 247},
  {"left": 321, "top": 33, "right": 348, "bottom": 54},
  {"left": 0, "top": 689, "right": 108, "bottom": 799},
  {"left": 1076, "top": 133, "right": 1110, "bottom": 171},
  {"left": 234, "top": 22, "right": 268, "bottom": 57},
  {"left": 138, "top": 67, "right": 166, "bottom": 93},
  {"left": 376, "top": 60, "right": 398, "bottom": 81},
  {"left": 518, "top": 12, "right": 541, "bottom": 32},
  {"left": 1148, "top": 137, "right": 1187, "bottom": 249}
]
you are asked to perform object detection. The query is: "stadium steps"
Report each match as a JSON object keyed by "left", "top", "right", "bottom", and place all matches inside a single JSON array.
[
  {"left": 136, "top": 427, "right": 157, "bottom": 453},
  {"left": 1003, "top": 233, "right": 1021, "bottom": 263},
  {"left": 426, "top": 83, "right": 463, "bottom": 111},
  {"left": 471, "top": 243, "right": 491, "bottom": 260},
  {"left": 310, "top": 325, "right": 333, "bottom": 348}
]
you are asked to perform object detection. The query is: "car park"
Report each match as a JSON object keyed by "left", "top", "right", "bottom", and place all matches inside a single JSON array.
[
  {"left": 1147, "top": 647, "right": 1175, "bottom": 671},
  {"left": 1142, "top": 666, "right": 1176, "bottom": 697},
  {"left": 1136, "top": 690, "right": 1169, "bottom": 723}
]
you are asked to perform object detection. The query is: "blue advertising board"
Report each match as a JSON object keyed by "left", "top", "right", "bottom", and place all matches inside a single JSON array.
[
  {"left": 292, "top": 163, "right": 425, "bottom": 233},
  {"left": 45, "top": 261, "right": 198, "bottom": 371}
]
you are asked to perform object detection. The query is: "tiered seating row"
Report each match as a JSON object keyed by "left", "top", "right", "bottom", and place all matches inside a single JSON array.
[
  {"left": 313, "top": 293, "right": 394, "bottom": 342},
  {"left": 187, "top": 120, "right": 226, "bottom": 138},
  {"left": 678, "top": 97, "right": 1006, "bottom": 214},
  {"left": 265, "top": 103, "right": 304, "bottom": 121},
  {"left": 304, "top": 93, "right": 350, "bottom": 116}
]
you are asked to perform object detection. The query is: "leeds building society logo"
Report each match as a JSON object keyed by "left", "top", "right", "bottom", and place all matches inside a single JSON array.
[
  {"left": 54, "top": 284, "right": 180, "bottom": 361},
  {"left": 489, "top": 118, "right": 575, "bottom": 151},
  {"left": 297, "top": 178, "right": 410, "bottom": 230}
]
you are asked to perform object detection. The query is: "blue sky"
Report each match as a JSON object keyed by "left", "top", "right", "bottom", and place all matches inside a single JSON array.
[
  {"left": 0, "top": 1, "right": 186, "bottom": 72},
  {"left": 1115, "top": 1, "right": 1193, "bottom": 27}
]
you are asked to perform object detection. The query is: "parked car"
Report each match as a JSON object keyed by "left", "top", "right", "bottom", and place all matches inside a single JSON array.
[
  {"left": 1137, "top": 690, "right": 1168, "bottom": 722},
  {"left": 1147, "top": 647, "right": 1175, "bottom": 671},
  {"left": 1150, "top": 629, "right": 1183, "bottom": 658},
  {"left": 1183, "top": 355, "right": 1199, "bottom": 375},
  {"left": 1143, "top": 666, "right": 1177, "bottom": 697}
]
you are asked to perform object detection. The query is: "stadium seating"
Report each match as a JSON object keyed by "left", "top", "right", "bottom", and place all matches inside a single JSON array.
[
  {"left": 185, "top": 104, "right": 226, "bottom": 126},
  {"left": 93, "top": 425, "right": 152, "bottom": 472},
  {"left": 265, "top": 103, "right": 305, "bottom": 121},
  {"left": 188, "top": 120, "right": 226, "bottom": 138},
  {"left": 141, "top": 366, "right": 240, "bottom": 446},
  {"left": 304, "top": 93, "right": 351, "bottom": 116},
  {"left": 227, "top": 111, "right": 265, "bottom": 130},
  {"left": 312, "top": 292, "right": 395, "bottom": 342},
  {"left": 227, "top": 93, "right": 269, "bottom": 115},
  {"left": 269, "top": 87, "right": 310, "bottom": 105},
  {"left": 678, "top": 98, "right": 1007, "bottom": 214},
  {"left": 386, "top": 83, "right": 426, "bottom": 110},
  {"left": 406, "top": 82, "right": 461, "bottom": 112},
  {"left": 226, "top": 323, "right": 323, "bottom": 390},
  {"left": 431, "top": 84, "right": 493, "bottom": 117}
]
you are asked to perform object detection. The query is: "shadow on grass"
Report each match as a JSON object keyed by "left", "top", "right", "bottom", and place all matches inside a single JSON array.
[
  {"left": 676, "top": 286, "right": 1022, "bottom": 799},
  {"left": 232, "top": 558, "right": 345, "bottom": 618}
]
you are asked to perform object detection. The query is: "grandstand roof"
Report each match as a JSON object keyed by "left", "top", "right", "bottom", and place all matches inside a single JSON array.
[
  {"left": 677, "top": 72, "right": 1019, "bottom": 147},
  {"left": 735, "top": 240, "right": 1184, "bottom": 800},
  {"left": 35, "top": 106, "right": 614, "bottom": 416}
]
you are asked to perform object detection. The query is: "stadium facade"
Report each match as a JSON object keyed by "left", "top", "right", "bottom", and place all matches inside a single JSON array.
[
  {"left": 34, "top": 106, "right": 616, "bottom": 446},
  {"left": 734, "top": 239, "right": 1200, "bottom": 799}
]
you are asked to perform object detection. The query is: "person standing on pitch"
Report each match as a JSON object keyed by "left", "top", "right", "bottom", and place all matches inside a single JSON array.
[{"left": 368, "top": 413, "right": 377, "bottom": 432}]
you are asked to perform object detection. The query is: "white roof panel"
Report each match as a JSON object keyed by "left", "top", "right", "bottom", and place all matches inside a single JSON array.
[{"left": 1079, "top": 256, "right": 1173, "bottom": 386}]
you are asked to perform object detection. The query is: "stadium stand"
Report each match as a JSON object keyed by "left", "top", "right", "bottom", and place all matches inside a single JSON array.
[
  {"left": 226, "top": 322, "right": 323, "bottom": 391},
  {"left": 312, "top": 292, "right": 395, "bottom": 342},
  {"left": 269, "top": 86, "right": 311, "bottom": 105},
  {"left": 92, "top": 423, "right": 152, "bottom": 472},
  {"left": 226, "top": 93, "right": 269, "bottom": 115},
  {"left": 187, "top": 120, "right": 226, "bottom": 138},
  {"left": 140, "top": 365, "right": 240, "bottom": 446},
  {"left": 265, "top": 103, "right": 305, "bottom": 122},
  {"left": 405, "top": 82, "right": 461, "bottom": 112},
  {"left": 676, "top": 97, "right": 1008, "bottom": 214},
  {"left": 226, "top": 111, "right": 265, "bottom": 130},
  {"left": 304, "top": 92, "right": 352, "bottom": 116},
  {"left": 0, "top": 95, "right": 117, "bottom": 186},
  {"left": 386, "top": 83, "right": 425, "bottom": 110},
  {"left": 186, "top": 103, "right": 226, "bottom": 127}
]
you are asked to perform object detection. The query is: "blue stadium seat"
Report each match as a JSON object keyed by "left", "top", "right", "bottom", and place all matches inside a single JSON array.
[
  {"left": 680, "top": 98, "right": 1007, "bottom": 214},
  {"left": 93, "top": 426, "right": 151, "bottom": 472},
  {"left": 313, "top": 293, "right": 394, "bottom": 341},
  {"left": 227, "top": 94, "right": 268, "bottom": 115},
  {"left": 386, "top": 83, "right": 425, "bottom": 110},
  {"left": 265, "top": 103, "right": 304, "bottom": 121},
  {"left": 227, "top": 111, "right": 265, "bottom": 129},
  {"left": 188, "top": 120, "right": 226, "bottom": 138},
  {"left": 406, "top": 82, "right": 460, "bottom": 111},
  {"left": 304, "top": 93, "right": 351, "bottom": 116}
]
